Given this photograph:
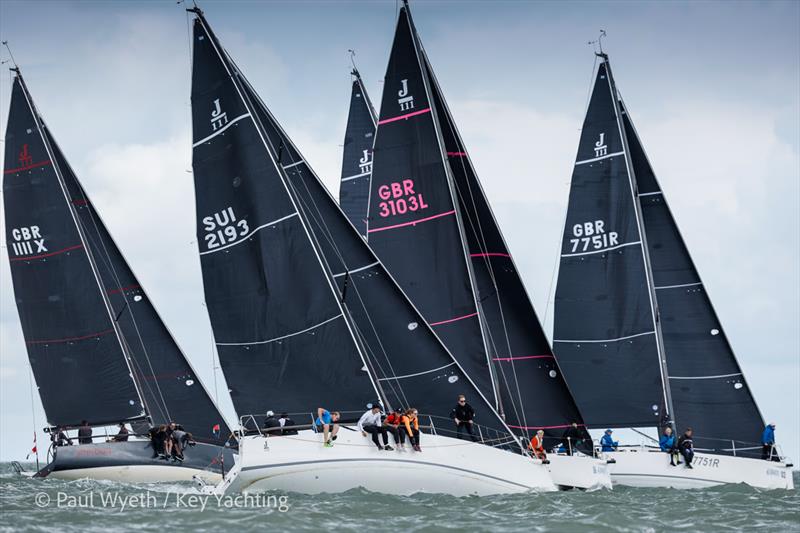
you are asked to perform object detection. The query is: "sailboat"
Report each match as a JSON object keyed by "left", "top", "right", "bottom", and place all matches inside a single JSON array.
[
  {"left": 186, "top": 6, "right": 555, "bottom": 496},
  {"left": 553, "top": 52, "right": 794, "bottom": 490},
  {"left": 346, "top": 0, "right": 609, "bottom": 490},
  {"left": 3, "top": 67, "right": 234, "bottom": 482}
]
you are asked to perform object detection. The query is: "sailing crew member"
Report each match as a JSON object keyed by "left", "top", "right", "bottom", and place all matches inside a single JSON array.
[
  {"left": 278, "top": 413, "right": 298, "bottom": 435},
  {"left": 383, "top": 409, "right": 403, "bottom": 446},
  {"left": 315, "top": 408, "right": 340, "bottom": 448},
  {"left": 529, "top": 430, "right": 548, "bottom": 462},
  {"left": 113, "top": 423, "right": 129, "bottom": 442},
  {"left": 659, "top": 427, "right": 679, "bottom": 466},
  {"left": 761, "top": 423, "right": 778, "bottom": 461},
  {"left": 358, "top": 403, "right": 393, "bottom": 451},
  {"left": 678, "top": 428, "right": 694, "bottom": 468},
  {"left": 77, "top": 420, "right": 93, "bottom": 445},
  {"left": 263, "top": 411, "right": 281, "bottom": 436},
  {"left": 51, "top": 427, "right": 72, "bottom": 447},
  {"left": 600, "top": 429, "right": 618, "bottom": 452},
  {"left": 401, "top": 408, "right": 421, "bottom": 452},
  {"left": 450, "top": 395, "right": 478, "bottom": 442},
  {"left": 561, "top": 422, "right": 585, "bottom": 455}
]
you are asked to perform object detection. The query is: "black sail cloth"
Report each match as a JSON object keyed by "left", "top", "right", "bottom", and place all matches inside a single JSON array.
[
  {"left": 621, "top": 101, "right": 764, "bottom": 449},
  {"left": 4, "top": 74, "right": 230, "bottom": 443},
  {"left": 189, "top": 11, "right": 517, "bottom": 446},
  {"left": 339, "top": 69, "right": 377, "bottom": 238},
  {"left": 554, "top": 61, "right": 667, "bottom": 429}
]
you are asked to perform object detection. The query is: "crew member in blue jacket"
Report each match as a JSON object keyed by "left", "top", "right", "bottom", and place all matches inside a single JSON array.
[
  {"left": 659, "top": 426, "right": 679, "bottom": 466},
  {"left": 600, "top": 429, "right": 618, "bottom": 452},
  {"left": 761, "top": 423, "right": 777, "bottom": 461}
]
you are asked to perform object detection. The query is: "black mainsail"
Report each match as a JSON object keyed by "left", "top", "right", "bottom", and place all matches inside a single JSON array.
[
  {"left": 364, "top": 1, "right": 586, "bottom": 443},
  {"left": 339, "top": 67, "right": 377, "bottom": 238},
  {"left": 3, "top": 70, "right": 230, "bottom": 444},
  {"left": 555, "top": 54, "right": 765, "bottom": 450},
  {"left": 621, "top": 99, "right": 764, "bottom": 446},
  {"left": 188, "top": 8, "right": 517, "bottom": 445}
]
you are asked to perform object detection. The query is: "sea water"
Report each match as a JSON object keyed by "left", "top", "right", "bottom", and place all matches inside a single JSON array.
[{"left": 0, "top": 464, "right": 797, "bottom": 532}]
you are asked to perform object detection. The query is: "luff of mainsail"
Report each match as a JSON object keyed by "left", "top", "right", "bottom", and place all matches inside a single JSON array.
[
  {"left": 339, "top": 67, "right": 377, "bottom": 237},
  {"left": 554, "top": 58, "right": 671, "bottom": 429},
  {"left": 4, "top": 72, "right": 144, "bottom": 428},
  {"left": 621, "top": 99, "right": 765, "bottom": 449},
  {"left": 419, "top": 49, "right": 588, "bottom": 442},
  {"left": 189, "top": 9, "right": 519, "bottom": 445}
]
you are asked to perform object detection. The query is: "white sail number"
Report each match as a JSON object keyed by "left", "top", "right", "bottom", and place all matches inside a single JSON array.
[
  {"left": 9, "top": 226, "right": 47, "bottom": 256},
  {"left": 377, "top": 179, "right": 429, "bottom": 218},
  {"left": 569, "top": 220, "right": 618, "bottom": 253},
  {"left": 203, "top": 207, "right": 249, "bottom": 250}
]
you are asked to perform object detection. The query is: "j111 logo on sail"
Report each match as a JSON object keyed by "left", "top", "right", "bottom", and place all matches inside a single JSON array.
[
  {"left": 594, "top": 133, "right": 607, "bottom": 157},
  {"left": 358, "top": 150, "right": 373, "bottom": 174},
  {"left": 397, "top": 79, "right": 414, "bottom": 111},
  {"left": 210, "top": 99, "right": 228, "bottom": 132},
  {"left": 9, "top": 225, "right": 47, "bottom": 257}
]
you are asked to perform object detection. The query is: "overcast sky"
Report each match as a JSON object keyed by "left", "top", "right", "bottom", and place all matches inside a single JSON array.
[{"left": 1, "top": 0, "right": 798, "bottom": 464}]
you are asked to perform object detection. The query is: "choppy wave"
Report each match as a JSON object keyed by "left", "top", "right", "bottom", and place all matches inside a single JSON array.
[{"left": 0, "top": 463, "right": 797, "bottom": 532}]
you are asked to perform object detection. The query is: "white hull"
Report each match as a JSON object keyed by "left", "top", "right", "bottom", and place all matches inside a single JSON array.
[
  {"left": 547, "top": 454, "right": 612, "bottom": 490},
  {"left": 605, "top": 447, "right": 795, "bottom": 490},
  {"left": 48, "top": 465, "right": 223, "bottom": 484},
  {"left": 204, "top": 430, "right": 557, "bottom": 496}
]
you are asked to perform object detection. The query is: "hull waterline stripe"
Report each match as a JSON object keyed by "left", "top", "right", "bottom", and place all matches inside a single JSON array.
[
  {"left": 575, "top": 150, "right": 625, "bottom": 166},
  {"left": 655, "top": 282, "right": 702, "bottom": 290},
  {"left": 240, "top": 457, "right": 532, "bottom": 490},
  {"left": 377, "top": 107, "right": 431, "bottom": 125},
  {"left": 554, "top": 330, "right": 655, "bottom": 344},
  {"left": 4, "top": 159, "right": 51, "bottom": 174},
  {"left": 332, "top": 261, "right": 380, "bottom": 278},
  {"left": 26, "top": 328, "right": 115, "bottom": 345},
  {"left": 282, "top": 160, "right": 305, "bottom": 170},
  {"left": 377, "top": 362, "right": 456, "bottom": 381},
  {"left": 669, "top": 373, "right": 743, "bottom": 380},
  {"left": 199, "top": 212, "right": 299, "bottom": 255},
  {"left": 10, "top": 243, "right": 83, "bottom": 262},
  {"left": 192, "top": 113, "right": 251, "bottom": 146},
  {"left": 429, "top": 311, "right": 478, "bottom": 327},
  {"left": 216, "top": 314, "right": 343, "bottom": 346},
  {"left": 561, "top": 240, "right": 641, "bottom": 258},
  {"left": 639, "top": 191, "right": 663, "bottom": 197},
  {"left": 367, "top": 210, "right": 455, "bottom": 234},
  {"left": 470, "top": 252, "right": 511, "bottom": 259},
  {"left": 492, "top": 355, "right": 554, "bottom": 362},
  {"left": 508, "top": 423, "right": 586, "bottom": 430},
  {"left": 341, "top": 171, "right": 371, "bottom": 182}
]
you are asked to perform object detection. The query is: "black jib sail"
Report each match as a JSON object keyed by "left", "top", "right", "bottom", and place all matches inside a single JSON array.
[
  {"left": 621, "top": 99, "right": 765, "bottom": 447},
  {"left": 3, "top": 70, "right": 230, "bottom": 444},
  {"left": 554, "top": 57, "right": 670, "bottom": 429},
  {"left": 339, "top": 67, "right": 377, "bottom": 238},
  {"left": 188, "top": 8, "right": 517, "bottom": 445}
]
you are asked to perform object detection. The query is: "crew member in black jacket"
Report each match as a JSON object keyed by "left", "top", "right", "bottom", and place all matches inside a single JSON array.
[{"left": 450, "top": 395, "right": 479, "bottom": 442}]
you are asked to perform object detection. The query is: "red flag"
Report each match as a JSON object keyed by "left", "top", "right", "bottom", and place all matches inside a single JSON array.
[{"left": 26, "top": 431, "right": 37, "bottom": 459}]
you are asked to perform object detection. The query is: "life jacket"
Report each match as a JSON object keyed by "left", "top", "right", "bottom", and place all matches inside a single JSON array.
[{"left": 529, "top": 435, "right": 544, "bottom": 451}]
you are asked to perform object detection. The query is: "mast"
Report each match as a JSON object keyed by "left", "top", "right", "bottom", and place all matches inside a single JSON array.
[
  {"left": 12, "top": 68, "right": 149, "bottom": 425},
  {"left": 602, "top": 54, "right": 675, "bottom": 428}
]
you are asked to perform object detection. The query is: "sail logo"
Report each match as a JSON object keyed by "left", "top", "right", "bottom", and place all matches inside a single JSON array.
[
  {"left": 397, "top": 79, "right": 414, "bottom": 111},
  {"left": 569, "top": 220, "right": 618, "bottom": 253},
  {"left": 9, "top": 225, "right": 47, "bottom": 257},
  {"left": 203, "top": 207, "right": 250, "bottom": 251},
  {"left": 594, "top": 133, "right": 608, "bottom": 157},
  {"left": 377, "top": 179, "right": 429, "bottom": 218},
  {"left": 18, "top": 144, "right": 33, "bottom": 167},
  {"left": 358, "top": 150, "right": 373, "bottom": 174},
  {"left": 210, "top": 99, "right": 229, "bottom": 132}
]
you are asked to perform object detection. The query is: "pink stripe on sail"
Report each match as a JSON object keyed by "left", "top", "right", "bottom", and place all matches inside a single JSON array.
[
  {"left": 470, "top": 252, "right": 511, "bottom": 259},
  {"left": 447, "top": 151, "right": 467, "bottom": 157},
  {"left": 377, "top": 108, "right": 431, "bottom": 125},
  {"left": 492, "top": 355, "right": 554, "bottom": 362},
  {"left": 429, "top": 311, "right": 478, "bottom": 327},
  {"left": 367, "top": 210, "right": 455, "bottom": 234},
  {"left": 508, "top": 423, "right": 586, "bottom": 430}
]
